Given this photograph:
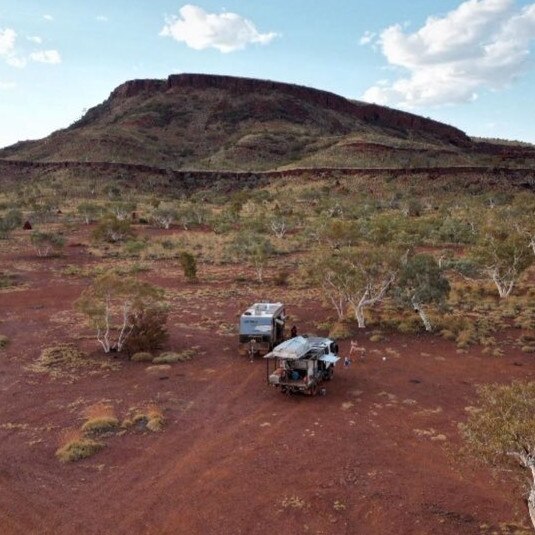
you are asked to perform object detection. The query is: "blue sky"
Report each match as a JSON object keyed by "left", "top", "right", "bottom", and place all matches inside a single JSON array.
[{"left": 1, "top": 0, "right": 535, "bottom": 148}]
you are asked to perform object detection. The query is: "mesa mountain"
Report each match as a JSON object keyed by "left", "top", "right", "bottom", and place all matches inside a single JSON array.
[{"left": 1, "top": 73, "right": 534, "bottom": 172}]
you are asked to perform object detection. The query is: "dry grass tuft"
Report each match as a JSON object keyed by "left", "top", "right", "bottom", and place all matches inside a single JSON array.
[
  {"left": 281, "top": 495, "right": 307, "bottom": 509},
  {"left": 30, "top": 344, "right": 90, "bottom": 378},
  {"left": 81, "top": 403, "right": 119, "bottom": 435},
  {"left": 56, "top": 429, "right": 104, "bottom": 463},
  {"left": 146, "top": 405, "right": 166, "bottom": 432},
  {"left": 131, "top": 351, "right": 153, "bottom": 362},
  {"left": 152, "top": 349, "right": 196, "bottom": 364},
  {"left": 125, "top": 404, "right": 166, "bottom": 432}
]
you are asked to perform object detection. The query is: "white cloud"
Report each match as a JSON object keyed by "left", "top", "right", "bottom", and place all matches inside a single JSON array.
[
  {"left": 96, "top": 15, "right": 109, "bottom": 22},
  {"left": 0, "top": 27, "right": 16, "bottom": 56},
  {"left": 27, "top": 36, "right": 43, "bottom": 44},
  {"left": 359, "top": 31, "right": 376, "bottom": 46},
  {"left": 30, "top": 49, "right": 61, "bottom": 64},
  {"left": 0, "top": 81, "right": 16, "bottom": 90},
  {"left": 43, "top": 14, "right": 54, "bottom": 21},
  {"left": 1, "top": 27, "right": 62, "bottom": 68},
  {"left": 362, "top": 0, "right": 535, "bottom": 108},
  {"left": 6, "top": 56, "right": 27, "bottom": 68},
  {"left": 160, "top": 4, "right": 278, "bottom": 53},
  {"left": 0, "top": 27, "right": 26, "bottom": 67}
]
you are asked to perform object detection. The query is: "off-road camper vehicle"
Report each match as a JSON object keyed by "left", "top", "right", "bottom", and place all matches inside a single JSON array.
[
  {"left": 264, "top": 335, "right": 340, "bottom": 395},
  {"left": 238, "top": 303, "right": 286, "bottom": 357}
]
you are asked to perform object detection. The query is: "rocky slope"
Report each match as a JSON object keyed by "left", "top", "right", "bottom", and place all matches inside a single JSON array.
[{"left": 2, "top": 73, "right": 534, "bottom": 172}]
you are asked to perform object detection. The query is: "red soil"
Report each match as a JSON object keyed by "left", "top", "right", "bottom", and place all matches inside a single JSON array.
[{"left": 0, "top": 229, "right": 533, "bottom": 535}]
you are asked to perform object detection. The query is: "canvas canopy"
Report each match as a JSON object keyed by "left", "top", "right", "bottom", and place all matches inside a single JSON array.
[
  {"left": 264, "top": 336, "right": 310, "bottom": 360},
  {"left": 318, "top": 354, "right": 340, "bottom": 364}
]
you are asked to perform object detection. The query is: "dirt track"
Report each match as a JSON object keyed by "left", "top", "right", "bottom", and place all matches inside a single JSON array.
[{"left": 1, "top": 230, "right": 534, "bottom": 534}]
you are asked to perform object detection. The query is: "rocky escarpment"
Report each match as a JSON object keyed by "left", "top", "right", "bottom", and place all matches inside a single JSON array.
[
  {"left": 106, "top": 74, "right": 471, "bottom": 146},
  {"left": 3, "top": 73, "right": 533, "bottom": 172},
  {"left": 1, "top": 158, "right": 534, "bottom": 194}
]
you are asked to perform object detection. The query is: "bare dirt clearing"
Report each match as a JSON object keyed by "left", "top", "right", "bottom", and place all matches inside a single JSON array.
[{"left": 0, "top": 226, "right": 533, "bottom": 535}]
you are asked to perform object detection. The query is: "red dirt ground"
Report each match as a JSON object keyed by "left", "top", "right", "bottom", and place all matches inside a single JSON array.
[{"left": 1, "top": 227, "right": 534, "bottom": 535}]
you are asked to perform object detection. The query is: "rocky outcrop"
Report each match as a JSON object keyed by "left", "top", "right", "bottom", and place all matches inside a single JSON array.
[
  {"left": 1, "top": 158, "right": 533, "bottom": 192},
  {"left": 108, "top": 73, "right": 471, "bottom": 146}
]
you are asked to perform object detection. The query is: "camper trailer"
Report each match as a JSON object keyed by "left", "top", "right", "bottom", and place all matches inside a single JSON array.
[
  {"left": 238, "top": 303, "right": 286, "bottom": 358},
  {"left": 264, "top": 336, "right": 340, "bottom": 395}
]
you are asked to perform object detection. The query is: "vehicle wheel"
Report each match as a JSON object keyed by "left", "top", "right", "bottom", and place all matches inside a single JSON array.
[
  {"left": 309, "top": 384, "right": 318, "bottom": 396},
  {"left": 281, "top": 386, "right": 288, "bottom": 395},
  {"left": 324, "top": 368, "right": 334, "bottom": 381}
]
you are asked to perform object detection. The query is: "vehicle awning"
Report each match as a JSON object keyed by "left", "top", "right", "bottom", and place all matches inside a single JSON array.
[{"left": 318, "top": 355, "right": 340, "bottom": 364}]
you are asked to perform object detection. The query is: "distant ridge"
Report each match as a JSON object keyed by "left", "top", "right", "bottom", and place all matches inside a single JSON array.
[{"left": 1, "top": 73, "right": 534, "bottom": 172}]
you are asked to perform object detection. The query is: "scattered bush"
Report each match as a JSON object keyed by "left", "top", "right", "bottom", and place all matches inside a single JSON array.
[
  {"left": 77, "top": 202, "right": 101, "bottom": 224},
  {"left": 123, "top": 304, "right": 169, "bottom": 357},
  {"left": 92, "top": 215, "right": 134, "bottom": 243},
  {"left": 131, "top": 352, "right": 154, "bottom": 362},
  {"left": 273, "top": 269, "right": 290, "bottom": 287},
  {"left": 369, "top": 332, "right": 386, "bottom": 342},
  {"left": 81, "top": 404, "right": 119, "bottom": 435},
  {"left": 145, "top": 406, "right": 165, "bottom": 432},
  {"left": 124, "top": 405, "right": 165, "bottom": 432},
  {"left": 30, "top": 344, "right": 89, "bottom": 378},
  {"left": 0, "top": 209, "right": 23, "bottom": 237},
  {"left": 178, "top": 251, "right": 198, "bottom": 282},
  {"left": 0, "top": 335, "right": 9, "bottom": 348},
  {"left": 281, "top": 496, "right": 307, "bottom": 509},
  {"left": 152, "top": 349, "right": 195, "bottom": 364},
  {"left": 76, "top": 272, "right": 167, "bottom": 354},
  {"left": 30, "top": 231, "right": 65, "bottom": 257},
  {"left": 56, "top": 430, "right": 104, "bottom": 463},
  {"left": 0, "top": 272, "right": 16, "bottom": 288},
  {"left": 329, "top": 321, "right": 353, "bottom": 340}
]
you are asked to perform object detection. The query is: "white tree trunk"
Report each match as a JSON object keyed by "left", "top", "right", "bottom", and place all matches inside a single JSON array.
[
  {"left": 528, "top": 464, "right": 535, "bottom": 532},
  {"left": 412, "top": 297, "right": 432, "bottom": 332},
  {"left": 355, "top": 305, "right": 366, "bottom": 329},
  {"left": 255, "top": 265, "right": 264, "bottom": 283},
  {"left": 116, "top": 301, "right": 132, "bottom": 352},
  {"left": 326, "top": 292, "right": 345, "bottom": 320},
  {"left": 350, "top": 276, "right": 395, "bottom": 329},
  {"left": 489, "top": 268, "right": 515, "bottom": 298},
  {"left": 418, "top": 308, "right": 433, "bottom": 332}
]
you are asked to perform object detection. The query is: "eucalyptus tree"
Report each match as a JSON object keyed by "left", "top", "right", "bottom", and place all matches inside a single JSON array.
[
  {"left": 226, "top": 232, "right": 275, "bottom": 283},
  {"left": 460, "top": 382, "right": 535, "bottom": 531},
  {"left": 395, "top": 254, "right": 450, "bottom": 332},
  {"left": 473, "top": 226, "right": 533, "bottom": 298},
  {"left": 75, "top": 272, "right": 166, "bottom": 354}
]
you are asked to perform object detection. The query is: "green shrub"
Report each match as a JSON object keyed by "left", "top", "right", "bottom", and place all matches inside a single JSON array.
[
  {"left": 30, "top": 231, "right": 65, "bottom": 257},
  {"left": 178, "top": 251, "right": 198, "bottom": 282},
  {"left": 92, "top": 215, "right": 134, "bottom": 243},
  {"left": 123, "top": 239, "right": 148, "bottom": 256}
]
